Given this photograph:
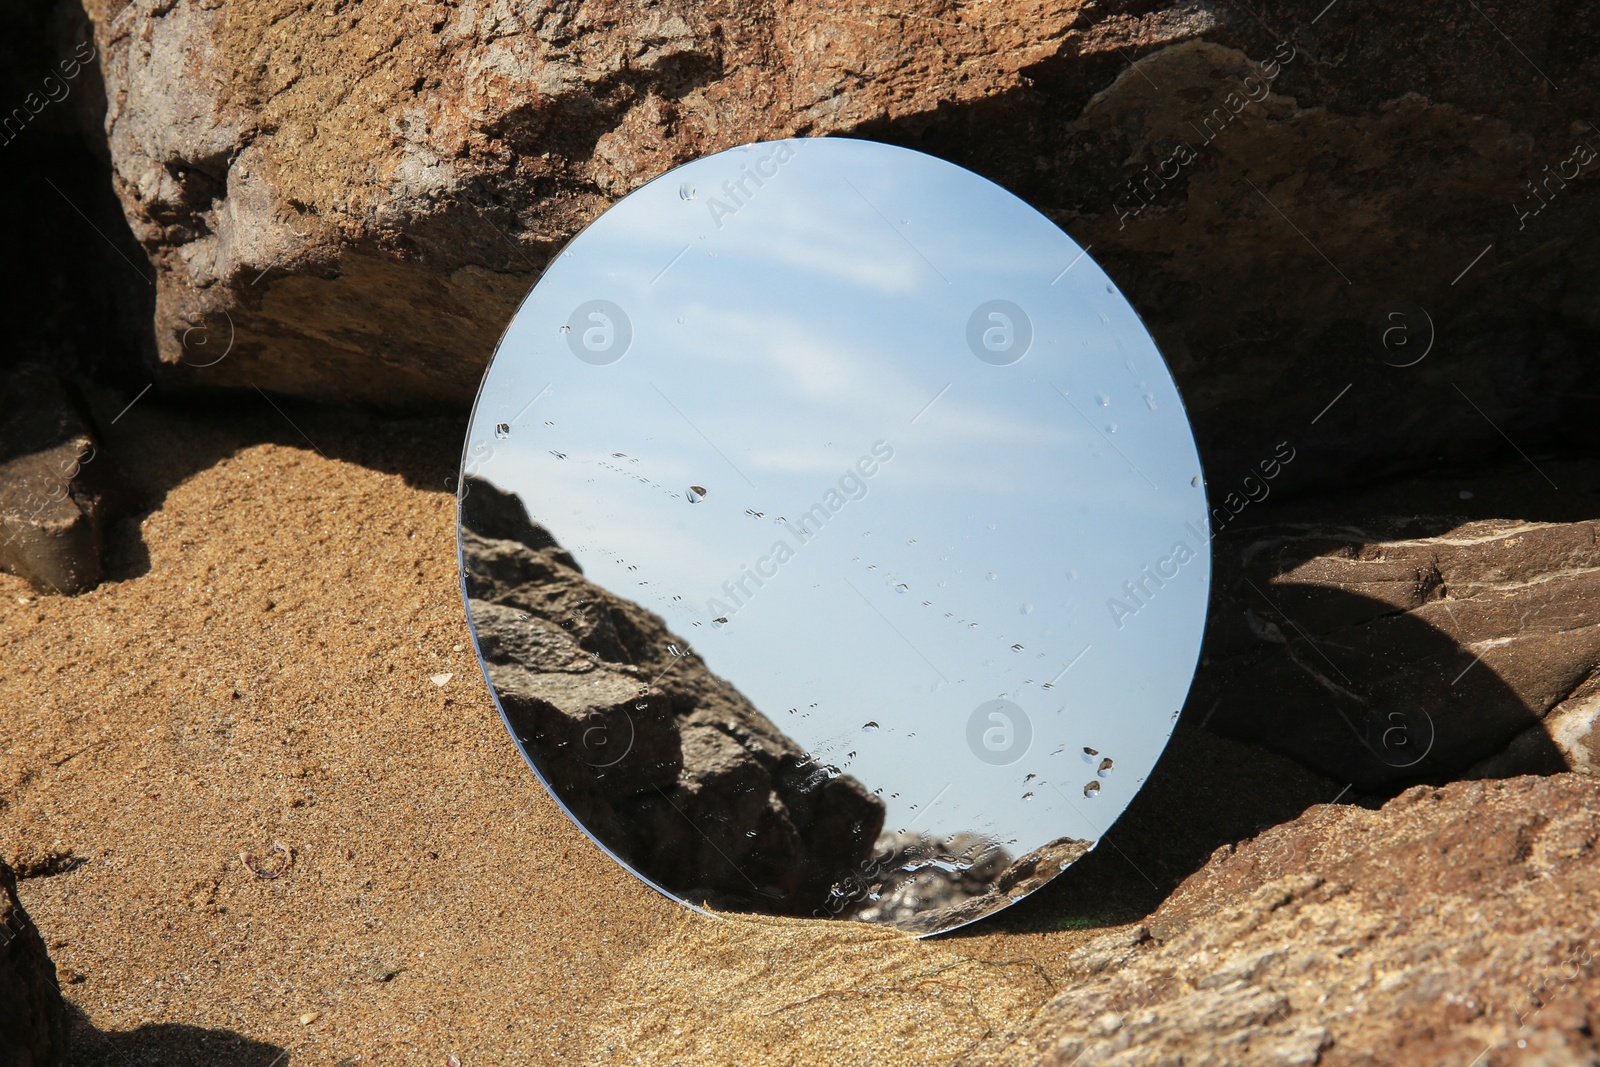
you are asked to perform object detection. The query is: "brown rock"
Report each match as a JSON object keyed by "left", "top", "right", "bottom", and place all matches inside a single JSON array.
[
  {"left": 0, "top": 859, "right": 68, "bottom": 1067},
  {"left": 0, "top": 368, "right": 122, "bottom": 595},
  {"left": 981, "top": 775, "right": 1600, "bottom": 1067},
  {"left": 460, "top": 477, "right": 884, "bottom": 916},
  {"left": 1195, "top": 518, "right": 1600, "bottom": 789},
  {"left": 79, "top": 1, "right": 1600, "bottom": 490}
]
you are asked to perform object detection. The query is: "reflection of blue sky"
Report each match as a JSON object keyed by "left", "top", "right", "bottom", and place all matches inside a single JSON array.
[{"left": 464, "top": 137, "right": 1210, "bottom": 862}]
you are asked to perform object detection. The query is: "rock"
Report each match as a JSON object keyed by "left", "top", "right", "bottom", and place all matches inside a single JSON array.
[
  {"left": 80, "top": 1, "right": 1600, "bottom": 489},
  {"left": 0, "top": 859, "right": 68, "bottom": 1067},
  {"left": 0, "top": 368, "right": 123, "bottom": 594},
  {"left": 1194, "top": 518, "right": 1600, "bottom": 790},
  {"left": 460, "top": 477, "right": 885, "bottom": 916},
  {"left": 985, "top": 775, "right": 1600, "bottom": 1066}
]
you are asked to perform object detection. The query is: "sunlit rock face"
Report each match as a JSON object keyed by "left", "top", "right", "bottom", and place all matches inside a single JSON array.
[{"left": 80, "top": 0, "right": 1600, "bottom": 492}]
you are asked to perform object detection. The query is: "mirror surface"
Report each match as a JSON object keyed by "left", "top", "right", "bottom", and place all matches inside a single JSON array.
[{"left": 458, "top": 137, "right": 1210, "bottom": 935}]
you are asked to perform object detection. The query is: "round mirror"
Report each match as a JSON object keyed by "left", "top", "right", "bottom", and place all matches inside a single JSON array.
[{"left": 457, "top": 137, "right": 1210, "bottom": 936}]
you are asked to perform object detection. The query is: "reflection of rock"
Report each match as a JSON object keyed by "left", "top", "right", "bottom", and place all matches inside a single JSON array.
[
  {"left": 0, "top": 860, "right": 68, "bottom": 1067},
  {"left": 839, "top": 831, "right": 1091, "bottom": 934},
  {"left": 460, "top": 477, "right": 885, "bottom": 915}
]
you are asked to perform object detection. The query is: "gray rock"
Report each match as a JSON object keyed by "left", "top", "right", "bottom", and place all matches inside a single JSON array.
[
  {"left": 0, "top": 859, "right": 68, "bottom": 1067},
  {"left": 841, "top": 832, "right": 1092, "bottom": 934}
]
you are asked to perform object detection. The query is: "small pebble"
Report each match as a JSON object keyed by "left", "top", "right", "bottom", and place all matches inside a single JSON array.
[
  {"left": 430, "top": 672, "right": 453, "bottom": 687},
  {"left": 299, "top": 1011, "right": 321, "bottom": 1025}
]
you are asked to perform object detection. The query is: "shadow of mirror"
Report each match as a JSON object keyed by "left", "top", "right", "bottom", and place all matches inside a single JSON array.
[{"left": 1195, "top": 518, "right": 1593, "bottom": 792}]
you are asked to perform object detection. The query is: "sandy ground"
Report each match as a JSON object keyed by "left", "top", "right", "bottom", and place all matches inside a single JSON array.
[{"left": 0, "top": 395, "right": 1120, "bottom": 1067}]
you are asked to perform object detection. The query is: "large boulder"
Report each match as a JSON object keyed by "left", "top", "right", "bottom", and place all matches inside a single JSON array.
[
  {"left": 1194, "top": 517, "right": 1600, "bottom": 791},
  {"left": 0, "top": 860, "right": 68, "bottom": 1067},
  {"left": 79, "top": 0, "right": 1600, "bottom": 489},
  {"left": 986, "top": 774, "right": 1600, "bottom": 1066}
]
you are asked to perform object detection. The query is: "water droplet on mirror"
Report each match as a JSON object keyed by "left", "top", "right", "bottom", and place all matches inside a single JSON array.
[
  {"left": 712, "top": 616, "right": 728, "bottom": 627},
  {"left": 1022, "top": 792, "right": 1035, "bottom": 801},
  {"left": 745, "top": 830, "right": 757, "bottom": 838},
  {"left": 1097, "top": 393, "right": 1110, "bottom": 407},
  {"left": 1105, "top": 422, "right": 1117, "bottom": 433},
  {"left": 686, "top": 485, "right": 708, "bottom": 503},
  {"left": 986, "top": 571, "right": 998, "bottom": 581},
  {"left": 894, "top": 583, "right": 909, "bottom": 593},
  {"left": 1082, "top": 746, "right": 1099, "bottom": 758},
  {"left": 1023, "top": 773, "right": 1037, "bottom": 782},
  {"left": 1084, "top": 781, "right": 1101, "bottom": 797},
  {"left": 1021, "top": 603, "right": 1034, "bottom": 614},
  {"left": 494, "top": 422, "right": 510, "bottom": 439},
  {"left": 1011, "top": 643, "right": 1024, "bottom": 652},
  {"left": 1144, "top": 393, "right": 1158, "bottom": 410},
  {"left": 679, "top": 183, "right": 696, "bottom": 201},
  {"left": 968, "top": 622, "right": 979, "bottom": 629},
  {"left": 1105, "top": 283, "right": 1115, "bottom": 294},
  {"left": 549, "top": 450, "right": 567, "bottom": 459},
  {"left": 862, "top": 721, "right": 879, "bottom": 732},
  {"left": 559, "top": 324, "right": 571, "bottom": 334},
  {"left": 1098, "top": 757, "right": 1114, "bottom": 776},
  {"left": 1191, "top": 475, "right": 1202, "bottom": 488}
]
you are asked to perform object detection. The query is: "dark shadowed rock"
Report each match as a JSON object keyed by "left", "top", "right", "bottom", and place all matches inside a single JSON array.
[
  {"left": 981, "top": 775, "right": 1600, "bottom": 1067},
  {"left": 1194, "top": 518, "right": 1600, "bottom": 790},
  {"left": 0, "top": 859, "right": 68, "bottom": 1067},
  {"left": 459, "top": 477, "right": 884, "bottom": 915},
  {"left": 0, "top": 368, "right": 123, "bottom": 594}
]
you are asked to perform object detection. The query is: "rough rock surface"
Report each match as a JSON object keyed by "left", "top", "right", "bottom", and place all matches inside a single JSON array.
[
  {"left": 0, "top": 860, "right": 68, "bottom": 1067},
  {"left": 1195, "top": 518, "right": 1600, "bottom": 790},
  {"left": 0, "top": 368, "right": 122, "bottom": 594},
  {"left": 80, "top": 0, "right": 1600, "bottom": 489},
  {"left": 460, "top": 477, "right": 886, "bottom": 916},
  {"left": 978, "top": 775, "right": 1600, "bottom": 1067}
]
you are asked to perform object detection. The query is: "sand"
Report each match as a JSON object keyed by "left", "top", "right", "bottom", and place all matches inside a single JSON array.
[{"left": 0, "top": 393, "right": 1111, "bottom": 1067}]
